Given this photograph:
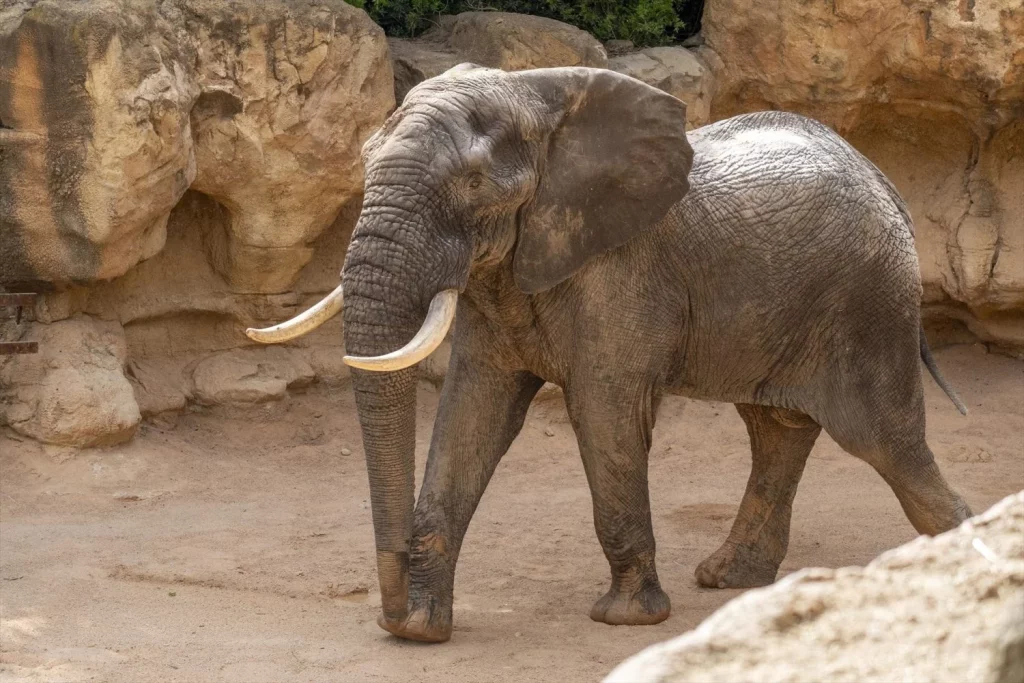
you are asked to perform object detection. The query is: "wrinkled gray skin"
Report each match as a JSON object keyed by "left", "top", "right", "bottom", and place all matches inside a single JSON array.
[{"left": 341, "top": 65, "right": 973, "bottom": 643}]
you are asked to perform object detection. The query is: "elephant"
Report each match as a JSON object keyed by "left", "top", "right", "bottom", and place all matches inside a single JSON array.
[{"left": 247, "top": 64, "right": 973, "bottom": 643}]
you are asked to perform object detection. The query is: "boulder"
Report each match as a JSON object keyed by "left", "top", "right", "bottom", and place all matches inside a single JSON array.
[
  {"left": 609, "top": 47, "right": 714, "bottom": 128},
  {"left": 606, "top": 491, "right": 1024, "bottom": 683},
  {"left": 604, "top": 40, "right": 635, "bottom": 57},
  {"left": 191, "top": 347, "right": 315, "bottom": 406},
  {"left": 186, "top": 0, "right": 393, "bottom": 293},
  {"left": 0, "top": 316, "right": 140, "bottom": 447},
  {"left": 0, "top": 0, "right": 393, "bottom": 295},
  {"left": 702, "top": 0, "right": 1021, "bottom": 121},
  {"left": 127, "top": 358, "right": 188, "bottom": 418},
  {"left": 700, "top": 0, "right": 1024, "bottom": 350},
  {"left": 442, "top": 12, "right": 607, "bottom": 72},
  {"left": 389, "top": 37, "right": 461, "bottom": 106},
  {"left": 0, "top": 0, "right": 389, "bottom": 444},
  {"left": 0, "top": 0, "right": 199, "bottom": 285},
  {"left": 388, "top": 11, "right": 607, "bottom": 104}
]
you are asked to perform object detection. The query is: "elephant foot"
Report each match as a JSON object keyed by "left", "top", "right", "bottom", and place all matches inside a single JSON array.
[
  {"left": 590, "top": 583, "right": 670, "bottom": 626},
  {"left": 695, "top": 542, "right": 780, "bottom": 589},
  {"left": 376, "top": 599, "right": 452, "bottom": 643}
]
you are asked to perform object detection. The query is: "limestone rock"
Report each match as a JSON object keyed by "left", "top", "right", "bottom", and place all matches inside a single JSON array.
[
  {"left": 443, "top": 12, "right": 607, "bottom": 71},
  {"left": 604, "top": 40, "right": 634, "bottom": 57},
  {"left": 700, "top": 0, "right": 1024, "bottom": 349},
  {"left": 186, "top": 0, "right": 393, "bottom": 293},
  {"left": 304, "top": 346, "right": 350, "bottom": 385},
  {"left": 389, "top": 11, "right": 606, "bottom": 105},
  {"left": 389, "top": 37, "right": 461, "bottom": 105},
  {"left": 609, "top": 47, "right": 714, "bottom": 128},
  {"left": 703, "top": 0, "right": 1021, "bottom": 120},
  {"left": 127, "top": 358, "right": 188, "bottom": 417},
  {"left": 1, "top": 0, "right": 392, "bottom": 295},
  {"left": 0, "top": 0, "right": 199, "bottom": 285},
  {"left": 191, "top": 347, "right": 315, "bottom": 406},
  {"left": 606, "top": 491, "right": 1024, "bottom": 683},
  {"left": 0, "top": 316, "right": 140, "bottom": 447}
]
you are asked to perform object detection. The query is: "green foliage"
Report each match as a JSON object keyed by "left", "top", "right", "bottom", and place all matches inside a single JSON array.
[
  {"left": 348, "top": 0, "right": 695, "bottom": 47},
  {"left": 364, "top": 0, "right": 450, "bottom": 38}
]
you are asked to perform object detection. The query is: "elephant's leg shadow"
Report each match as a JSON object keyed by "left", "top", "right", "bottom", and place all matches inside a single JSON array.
[
  {"left": 565, "top": 380, "right": 671, "bottom": 626},
  {"left": 696, "top": 404, "right": 821, "bottom": 589}
]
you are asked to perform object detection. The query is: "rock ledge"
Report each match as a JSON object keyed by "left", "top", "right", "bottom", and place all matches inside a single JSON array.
[{"left": 606, "top": 491, "right": 1024, "bottom": 683}]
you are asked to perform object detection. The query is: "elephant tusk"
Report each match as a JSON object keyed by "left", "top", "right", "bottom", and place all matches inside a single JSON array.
[
  {"left": 343, "top": 289, "right": 458, "bottom": 372},
  {"left": 245, "top": 284, "right": 344, "bottom": 343}
]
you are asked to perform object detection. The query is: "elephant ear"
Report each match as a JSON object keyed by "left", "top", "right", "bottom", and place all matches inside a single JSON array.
[{"left": 512, "top": 68, "right": 693, "bottom": 294}]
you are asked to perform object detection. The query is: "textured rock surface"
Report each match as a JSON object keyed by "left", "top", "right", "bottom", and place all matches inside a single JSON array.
[
  {"left": 389, "top": 36, "right": 461, "bottom": 105},
  {"left": 0, "top": 316, "right": 140, "bottom": 446},
  {"left": 187, "top": 0, "right": 392, "bottom": 292},
  {"left": 442, "top": 12, "right": 607, "bottom": 71},
  {"left": 0, "top": 0, "right": 199, "bottom": 284},
  {"left": 388, "top": 11, "right": 606, "bottom": 104},
  {"left": 128, "top": 358, "right": 188, "bottom": 418},
  {"left": 0, "top": 0, "right": 382, "bottom": 446},
  {"left": 609, "top": 47, "right": 714, "bottom": 128},
  {"left": 606, "top": 491, "right": 1024, "bottom": 683},
  {"left": 191, "top": 347, "right": 315, "bottom": 405},
  {"left": 701, "top": 0, "right": 1024, "bottom": 349},
  {"left": 0, "top": 0, "right": 392, "bottom": 293}
]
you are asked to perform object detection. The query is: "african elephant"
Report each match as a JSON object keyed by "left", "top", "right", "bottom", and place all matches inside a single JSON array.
[{"left": 247, "top": 65, "right": 973, "bottom": 643}]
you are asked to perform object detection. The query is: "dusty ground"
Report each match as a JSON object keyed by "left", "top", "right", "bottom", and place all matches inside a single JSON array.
[{"left": 1, "top": 344, "right": 1022, "bottom": 683}]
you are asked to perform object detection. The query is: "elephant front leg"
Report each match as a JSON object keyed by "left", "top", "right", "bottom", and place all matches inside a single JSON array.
[
  {"left": 695, "top": 404, "right": 821, "bottom": 589},
  {"left": 566, "top": 381, "right": 670, "bottom": 626},
  {"left": 377, "top": 356, "right": 543, "bottom": 643}
]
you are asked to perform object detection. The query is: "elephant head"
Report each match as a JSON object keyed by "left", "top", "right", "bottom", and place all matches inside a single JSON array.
[{"left": 246, "top": 65, "right": 693, "bottom": 626}]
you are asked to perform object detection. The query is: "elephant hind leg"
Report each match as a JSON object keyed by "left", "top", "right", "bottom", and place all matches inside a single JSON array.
[
  {"left": 820, "top": 385, "right": 973, "bottom": 536},
  {"left": 696, "top": 404, "right": 821, "bottom": 589},
  {"left": 875, "top": 451, "right": 973, "bottom": 535}
]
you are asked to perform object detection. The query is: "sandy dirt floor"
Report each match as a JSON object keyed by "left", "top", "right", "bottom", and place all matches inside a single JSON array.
[{"left": 1, "top": 344, "right": 1022, "bottom": 682}]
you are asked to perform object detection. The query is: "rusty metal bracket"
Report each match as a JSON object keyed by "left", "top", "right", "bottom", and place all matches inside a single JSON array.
[{"left": 0, "top": 293, "right": 38, "bottom": 355}]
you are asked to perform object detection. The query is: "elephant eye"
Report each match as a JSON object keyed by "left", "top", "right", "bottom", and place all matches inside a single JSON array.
[{"left": 468, "top": 174, "right": 483, "bottom": 190}]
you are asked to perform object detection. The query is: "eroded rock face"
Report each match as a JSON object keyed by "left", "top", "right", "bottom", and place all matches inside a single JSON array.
[
  {"left": 608, "top": 47, "right": 714, "bottom": 128},
  {"left": 191, "top": 347, "right": 315, "bottom": 405},
  {"left": 701, "top": 0, "right": 1024, "bottom": 349},
  {"left": 0, "top": 0, "right": 385, "bottom": 447},
  {"left": 443, "top": 12, "right": 607, "bottom": 71},
  {"left": 0, "top": 0, "right": 199, "bottom": 284},
  {"left": 389, "top": 36, "right": 461, "bottom": 106},
  {"left": 388, "top": 11, "right": 607, "bottom": 104},
  {"left": 0, "top": 0, "right": 392, "bottom": 294},
  {"left": 606, "top": 491, "right": 1024, "bottom": 683},
  {"left": 187, "top": 0, "right": 393, "bottom": 292},
  {"left": 0, "top": 316, "right": 140, "bottom": 446}
]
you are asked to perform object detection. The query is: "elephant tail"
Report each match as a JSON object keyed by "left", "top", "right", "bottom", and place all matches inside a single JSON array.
[{"left": 919, "top": 326, "right": 968, "bottom": 416}]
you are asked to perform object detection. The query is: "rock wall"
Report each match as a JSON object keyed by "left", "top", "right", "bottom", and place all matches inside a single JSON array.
[
  {"left": 1, "top": 0, "right": 389, "bottom": 445},
  {"left": 605, "top": 491, "right": 1024, "bottom": 683},
  {"left": 700, "top": 0, "right": 1024, "bottom": 350},
  {"left": 1, "top": 2, "right": 1022, "bottom": 447},
  {"left": 1, "top": 0, "right": 392, "bottom": 290}
]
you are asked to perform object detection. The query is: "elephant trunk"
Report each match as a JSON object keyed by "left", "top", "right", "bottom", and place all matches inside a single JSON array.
[
  {"left": 343, "top": 255, "right": 422, "bottom": 622},
  {"left": 351, "top": 360, "right": 418, "bottom": 622},
  {"left": 341, "top": 207, "right": 468, "bottom": 624}
]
